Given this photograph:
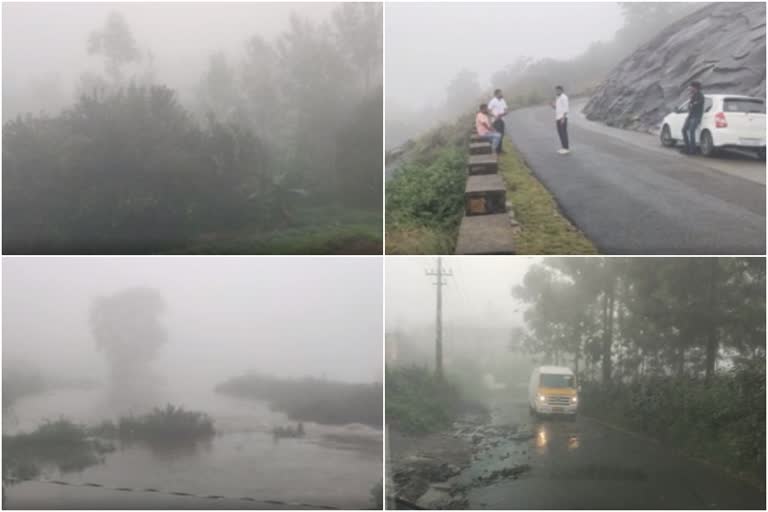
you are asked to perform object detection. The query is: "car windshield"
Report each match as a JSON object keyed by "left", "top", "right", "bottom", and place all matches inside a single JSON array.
[
  {"left": 723, "top": 98, "right": 766, "bottom": 113},
  {"left": 539, "top": 373, "right": 575, "bottom": 388}
]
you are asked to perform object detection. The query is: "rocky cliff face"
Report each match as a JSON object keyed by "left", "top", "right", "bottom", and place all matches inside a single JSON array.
[{"left": 583, "top": 2, "right": 766, "bottom": 132}]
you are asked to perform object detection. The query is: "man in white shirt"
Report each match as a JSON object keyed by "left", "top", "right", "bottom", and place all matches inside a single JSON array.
[
  {"left": 488, "top": 89, "right": 509, "bottom": 154},
  {"left": 553, "top": 85, "right": 570, "bottom": 154}
]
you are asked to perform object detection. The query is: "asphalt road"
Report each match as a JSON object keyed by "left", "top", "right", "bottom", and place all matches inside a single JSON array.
[
  {"left": 504, "top": 104, "right": 766, "bottom": 254},
  {"left": 466, "top": 391, "right": 766, "bottom": 510}
]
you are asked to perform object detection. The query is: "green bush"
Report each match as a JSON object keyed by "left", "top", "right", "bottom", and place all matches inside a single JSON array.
[
  {"left": 91, "top": 404, "right": 215, "bottom": 442},
  {"left": 385, "top": 366, "right": 461, "bottom": 434},
  {"left": 580, "top": 361, "right": 765, "bottom": 480},
  {"left": 3, "top": 419, "right": 113, "bottom": 483}
]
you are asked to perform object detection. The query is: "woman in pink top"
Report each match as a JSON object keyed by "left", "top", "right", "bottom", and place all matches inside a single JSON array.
[{"left": 475, "top": 103, "right": 501, "bottom": 153}]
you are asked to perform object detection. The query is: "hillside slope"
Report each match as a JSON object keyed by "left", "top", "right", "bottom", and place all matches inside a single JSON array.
[{"left": 583, "top": 2, "right": 766, "bottom": 132}]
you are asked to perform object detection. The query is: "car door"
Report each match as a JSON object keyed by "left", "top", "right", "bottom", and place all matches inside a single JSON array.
[{"left": 667, "top": 100, "right": 689, "bottom": 138}]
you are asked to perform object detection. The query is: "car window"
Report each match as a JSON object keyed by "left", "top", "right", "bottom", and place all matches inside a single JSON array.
[
  {"left": 677, "top": 101, "right": 689, "bottom": 113},
  {"left": 704, "top": 98, "right": 713, "bottom": 113},
  {"left": 723, "top": 98, "right": 766, "bottom": 113},
  {"left": 539, "top": 373, "right": 575, "bottom": 388}
]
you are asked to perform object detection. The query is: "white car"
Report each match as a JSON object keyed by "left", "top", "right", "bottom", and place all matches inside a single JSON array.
[{"left": 660, "top": 94, "right": 766, "bottom": 159}]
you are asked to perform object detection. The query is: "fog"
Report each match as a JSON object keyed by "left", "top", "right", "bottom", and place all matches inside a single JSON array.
[
  {"left": 386, "top": 2, "right": 622, "bottom": 111},
  {"left": 386, "top": 257, "right": 537, "bottom": 332},
  {"left": 3, "top": 2, "right": 383, "bottom": 255},
  {"left": 3, "top": 2, "right": 336, "bottom": 117},
  {"left": 385, "top": 2, "right": 698, "bottom": 148},
  {"left": 4, "top": 257, "right": 382, "bottom": 389},
  {"left": 3, "top": 257, "right": 384, "bottom": 508}
]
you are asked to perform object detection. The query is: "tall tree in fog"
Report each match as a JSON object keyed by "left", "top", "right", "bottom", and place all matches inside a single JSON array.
[
  {"left": 515, "top": 258, "right": 766, "bottom": 383},
  {"left": 332, "top": 3, "right": 383, "bottom": 93},
  {"left": 90, "top": 288, "right": 167, "bottom": 406},
  {"left": 87, "top": 11, "right": 141, "bottom": 83}
]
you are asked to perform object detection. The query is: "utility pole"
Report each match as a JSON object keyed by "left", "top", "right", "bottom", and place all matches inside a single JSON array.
[{"left": 426, "top": 257, "right": 452, "bottom": 379}]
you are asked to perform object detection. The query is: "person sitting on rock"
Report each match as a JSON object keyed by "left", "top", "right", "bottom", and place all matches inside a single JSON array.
[
  {"left": 681, "top": 81, "right": 704, "bottom": 155},
  {"left": 475, "top": 103, "right": 501, "bottom": 153}
]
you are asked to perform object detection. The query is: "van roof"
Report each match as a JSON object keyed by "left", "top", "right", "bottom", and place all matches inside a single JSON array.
[{"left": 537, "top": 365, "right": 574, "bottom": 375}]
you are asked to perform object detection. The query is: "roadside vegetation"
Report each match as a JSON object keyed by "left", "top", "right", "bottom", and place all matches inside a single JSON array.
[
  {"left": 216, "top": 374, "right": 382, "bottom": 428},
  {"left": 386, "top": 148, "right": 466, "bottom": 254},
  {"left": 385, "top": 366, "right": 463, "bottom": 434},
  {"left": 513, "top": 257, "right": 765, "bottom": 483},
  {"left": 580, "top": 361, "right": 765, "bottom": 485}
]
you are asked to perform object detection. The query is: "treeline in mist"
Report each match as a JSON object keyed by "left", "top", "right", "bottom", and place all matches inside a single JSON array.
[
  {"left": 3, "top": 5, "right": 383, "bottom": 254},
  {"left": 513, "top": 258, "right": 765, "bottom": 380},
  {"left": 514, "top": 257, "right": 765, "bottom": 478},
  {"left": 216, "top": 373, "right": 383, "bottom": 428}
]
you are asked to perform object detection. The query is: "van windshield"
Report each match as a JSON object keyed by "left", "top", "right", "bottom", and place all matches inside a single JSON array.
[{"left": 539, "top": 373, "right": 575, "bottom": 388}]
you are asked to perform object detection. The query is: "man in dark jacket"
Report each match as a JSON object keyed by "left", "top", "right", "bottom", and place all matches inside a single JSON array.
[{"left": 681, "top": 81, "right": 704, "bottom": 155}]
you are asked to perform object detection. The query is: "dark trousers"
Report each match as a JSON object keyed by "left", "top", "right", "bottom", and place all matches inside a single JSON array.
[
  {"left": 556, "top": 118, "right": 569, "bottom": 149},
  {"left": 682, "top": 116, "right": 700, "bottom": 154},
  {"left": 493, "top": 118, "right": 505, "bottom": 152}
]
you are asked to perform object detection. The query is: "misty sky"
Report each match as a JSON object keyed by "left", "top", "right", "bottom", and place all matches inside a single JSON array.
[
  {"left": 3, "top": 257, "right": 382, "bottom": 387},
  {"left": 386, "top": 2, "right": 624, "bottom": 110},
  {"left": 2, "top": 2, "right": 339, "bottom": 111},
  {"left": 386, "top": 257, "right": 539, "bottom": 332}
]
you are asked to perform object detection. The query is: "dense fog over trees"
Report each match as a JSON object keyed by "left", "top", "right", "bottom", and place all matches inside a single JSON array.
[{"left": 3, "top": 3, "right": 383, "bottom": 254}]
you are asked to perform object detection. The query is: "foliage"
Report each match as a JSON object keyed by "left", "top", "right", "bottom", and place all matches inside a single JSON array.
[
  {"left": 580, "top": 360, "right": 766, "bottom": 482},
  {"left": 216, "top": 374, "right": 382, "bottom": 429},
  {"left": 91, "top": 404, "right": 215, "bottom": 442},
  {"left": 385, "top": 148, "right": 466, "bottom": 254},
  {"left": 385, "top": 366, "right": 461, "bottom": 434},
  {"left": 4, "top": 5, "right": 382, "bottom": 254},
  {"left": 3, "top": 419, "right": 113, "bottom": 484},
  {"left": 514, "top": 258, "right": 765, "bottom": 480}
]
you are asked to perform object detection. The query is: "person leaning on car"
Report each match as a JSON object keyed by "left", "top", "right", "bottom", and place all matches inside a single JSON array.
[{"left": 681, "top": 81, "right": 704, "bottom": 155}]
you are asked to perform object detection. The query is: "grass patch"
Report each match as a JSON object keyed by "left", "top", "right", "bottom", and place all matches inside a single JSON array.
[
  {"left": 216, "top": 374, "right": 382, "bottom": 428},
  {"left": 385, "top": 366, "right": 462, "bottom": 435},
  {"left": 499, "top": 145, "right": 597, "bottom": 254},
  {"left": 171, "top": 206, "right": 382, "bottom": 255},
  {"left": 385, "top": 149, "right": 466, "bottom": 254}
]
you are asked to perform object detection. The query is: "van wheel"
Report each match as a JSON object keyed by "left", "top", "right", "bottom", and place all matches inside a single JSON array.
[
  {"left": 660, "top": 125, "right": 675, "bottom": 147},
  {"left": 700, "top": 130, "right": 716, "bottom": 157}
]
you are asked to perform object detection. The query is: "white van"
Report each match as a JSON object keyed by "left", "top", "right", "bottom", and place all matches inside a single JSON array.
[{"left": 528, "top": 365, "right": 578, "bottom": 418}]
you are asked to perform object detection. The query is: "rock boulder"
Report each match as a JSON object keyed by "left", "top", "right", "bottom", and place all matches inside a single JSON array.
[{"left": 583, "top": 2, "right": 766, "bottom": 132}]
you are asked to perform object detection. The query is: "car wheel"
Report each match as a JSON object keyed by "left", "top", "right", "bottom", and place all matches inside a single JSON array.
[
  {"left": 660, "top": 125, "right": 675, "bottom": 147},
  {"left": 700, "top": 130, "right": 716, "bottom": 157}
]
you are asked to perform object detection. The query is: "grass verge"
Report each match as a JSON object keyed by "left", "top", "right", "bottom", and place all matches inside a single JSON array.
[
  {"left": 498, "top": 145, "right": 597, "bottom": 254},
  {"left": 385, "top": 149, "right": 466, "bottom": 254}
]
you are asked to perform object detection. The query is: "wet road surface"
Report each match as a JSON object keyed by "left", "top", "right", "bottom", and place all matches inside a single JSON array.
[
  {"left": 466, "top": 394, "right": 766, "bottom": 509},
  {"left": 504, "top": 104, "right": 766, "bottom": 254}
]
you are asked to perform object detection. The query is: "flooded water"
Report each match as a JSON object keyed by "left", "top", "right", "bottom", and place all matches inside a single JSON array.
[{"left": 3, "top": 383, "right": 382, "bottom": 509}]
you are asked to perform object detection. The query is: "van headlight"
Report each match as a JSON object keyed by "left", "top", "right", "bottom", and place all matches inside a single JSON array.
[
  {"left": 571, "top": 396, "right": 578, "bottom": 404},
  {"left": 538, "top": 394, "right": 546, "bottom": 402}
]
